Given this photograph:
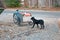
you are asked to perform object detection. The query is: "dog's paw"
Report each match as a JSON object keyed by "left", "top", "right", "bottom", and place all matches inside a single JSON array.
[{"left": 31, "top": 27, "right": 34, "bottom": 29}]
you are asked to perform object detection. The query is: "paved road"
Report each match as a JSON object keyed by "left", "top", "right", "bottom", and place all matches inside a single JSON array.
[
  {"left": 2, "top": 9, "right": 60, "bottom": 18},
  {"left": 0, "top": 9, "right": 60, "bottom": 22}
]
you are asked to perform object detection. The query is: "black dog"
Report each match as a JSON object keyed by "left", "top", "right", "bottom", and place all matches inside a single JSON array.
[{"left": 31, "top": 17, "right": 44, "bottom": 29}]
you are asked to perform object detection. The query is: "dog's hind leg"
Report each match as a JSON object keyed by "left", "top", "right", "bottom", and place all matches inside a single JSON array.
[
  {"left": 40, "top": 24, "right": 44, "bottom": 29},
  {"left": 40, "top": 25, "right": 42, "bottom": 29}
]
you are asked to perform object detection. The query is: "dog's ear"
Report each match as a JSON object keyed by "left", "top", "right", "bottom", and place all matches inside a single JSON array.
[
  {"left": 31, "top": 17, "right": 35, "bottom": 20},
  {"left": 31, "top": 17, "right": 32, "bottom": 20},
  {"left": 32, "top": 17, "right": 34, "bottom": 18}
]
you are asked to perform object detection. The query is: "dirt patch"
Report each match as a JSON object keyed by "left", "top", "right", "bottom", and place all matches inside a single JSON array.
[
  {"left": 0, "top": 22, "right": 14, "bottom": 26},
  {"left": 57, "top": 19, "right": 60, "bottom": 28}
]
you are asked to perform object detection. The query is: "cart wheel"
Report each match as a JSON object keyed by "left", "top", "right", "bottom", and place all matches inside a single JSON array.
[
  {"left": 13, "top": 14, "right": 21, "bottom": 26},
  {"left": 28, "top": 21, "right": 33, "bottom": 25}
]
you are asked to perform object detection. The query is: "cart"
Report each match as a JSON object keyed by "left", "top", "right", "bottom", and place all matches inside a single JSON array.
[{"left": 13, "top": 12, "right": 32, "bottom": 26}]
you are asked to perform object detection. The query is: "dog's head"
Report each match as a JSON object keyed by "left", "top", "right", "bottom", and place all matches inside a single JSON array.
[{"left": 31, "top": 17, "right": 35, "bottom": 20}]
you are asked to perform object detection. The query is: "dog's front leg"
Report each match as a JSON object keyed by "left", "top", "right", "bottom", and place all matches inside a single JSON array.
[
  {"left": 37, "top": 24, "right": 39, "bottom": 28},
  {"left": 32, "top": 23, "right": 35, "bottom": 28},
  {"left": 42, "top": 24, "right": 45, "bottom": 29}
]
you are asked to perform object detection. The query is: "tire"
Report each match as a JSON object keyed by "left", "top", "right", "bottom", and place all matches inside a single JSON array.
[
  {"left": 13, "top": 14, "right": 21, "bottom": 25},
  {"left": 28, "top": 21, "right": 33, "bottom": 25}
]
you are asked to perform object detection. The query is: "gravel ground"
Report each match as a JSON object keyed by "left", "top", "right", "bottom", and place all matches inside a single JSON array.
[{"left": 0, "top": 18, "right": 60, "bottom": 40}]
